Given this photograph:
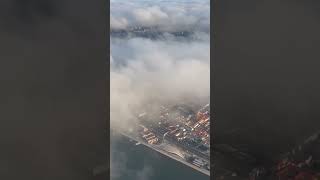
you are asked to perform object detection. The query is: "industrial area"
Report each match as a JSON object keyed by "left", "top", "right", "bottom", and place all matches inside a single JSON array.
[
  {"left": 120, "top": 103, "right": 211, "bottom": 176},
  {"left": 113, "top": 100, "right": 320, "bottom": 180}
]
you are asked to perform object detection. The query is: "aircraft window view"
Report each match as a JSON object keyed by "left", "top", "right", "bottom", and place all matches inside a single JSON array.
[{"left": 110, "top": 0, "right": 210, "bottom": 180}]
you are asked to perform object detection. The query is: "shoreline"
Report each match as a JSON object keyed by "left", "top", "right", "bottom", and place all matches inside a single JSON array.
[{"left": 115, "top": 130, "right": 210, "bottom": 176}]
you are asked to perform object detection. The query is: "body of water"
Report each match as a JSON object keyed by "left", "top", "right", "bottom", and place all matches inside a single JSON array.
[{"left": 111, "top": 133, "right": 210, "bottom": 180}]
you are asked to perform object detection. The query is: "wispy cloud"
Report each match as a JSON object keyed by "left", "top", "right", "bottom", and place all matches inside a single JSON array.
[{"left": 110, "top": 37, "right": 210, "bottom": 129}]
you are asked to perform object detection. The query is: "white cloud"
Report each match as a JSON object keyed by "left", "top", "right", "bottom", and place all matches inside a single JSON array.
[
  {"left": 133, "top": 6, "right": 169, "bottom": 27},
  {"left": 110, "top": 0, "right": 210, "bottom": 32},
  {"left": 110, "top": 1, "right": 210, "bottom": 179},
  {"left": 110, "top": 37, "right": 210, "bottom": 130},
  {"left": 110, "top": 16, "right": 129, "bottom": 30}
]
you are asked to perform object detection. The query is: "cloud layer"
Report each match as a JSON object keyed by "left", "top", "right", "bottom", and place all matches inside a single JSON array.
[
  {"left": 110, "top": 0, "right": 210, "bottom": 32},
  {"left": 110, "top": 1, "right": 210, "bottom": 179},
  {"left": 110, "top": 37, "right": 210, "bottom": 129}
]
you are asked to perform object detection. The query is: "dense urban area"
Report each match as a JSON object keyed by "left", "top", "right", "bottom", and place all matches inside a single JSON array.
[{"left": 121, "top": 103, "right": 211, "bottom": 175}]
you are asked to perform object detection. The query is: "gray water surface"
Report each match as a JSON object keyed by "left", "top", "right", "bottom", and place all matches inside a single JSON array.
[{"left": 111, "top": 133, "right": 210, "bottom": 180}]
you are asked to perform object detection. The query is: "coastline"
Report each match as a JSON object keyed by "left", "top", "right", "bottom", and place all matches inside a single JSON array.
[{"left": 115, "top": 130, "right": 210, "bottom": 176}]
